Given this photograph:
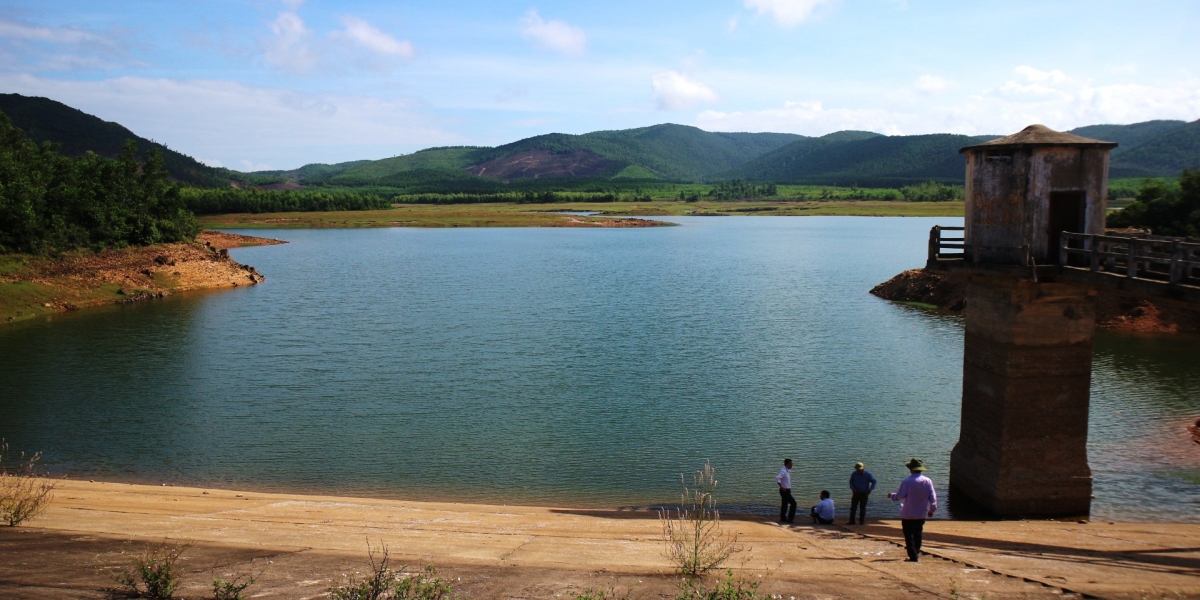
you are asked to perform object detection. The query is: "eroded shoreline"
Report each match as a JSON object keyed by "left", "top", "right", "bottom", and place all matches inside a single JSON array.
[{"left": 0, "top": 231, "right": 284, "bottom": 325}]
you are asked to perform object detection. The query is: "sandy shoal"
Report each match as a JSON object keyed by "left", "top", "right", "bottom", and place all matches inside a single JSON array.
[{"left": 3, "top": 480, "right": 1197, "bottom": 599}]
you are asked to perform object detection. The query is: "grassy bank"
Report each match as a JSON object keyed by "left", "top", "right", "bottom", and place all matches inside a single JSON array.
[{"left": 197, "top": 200, "right": 964, "bottom": 229}]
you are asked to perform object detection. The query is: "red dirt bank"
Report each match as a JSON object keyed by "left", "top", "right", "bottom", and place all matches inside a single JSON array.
[
  {"left": 872, "top": 268, "right": 1200, "bottom": 334},
  {"left": 1, "top": 231, "right": 282, "bottom": 325}
]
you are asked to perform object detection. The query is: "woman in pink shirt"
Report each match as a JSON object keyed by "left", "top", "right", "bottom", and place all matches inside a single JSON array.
[{"left": 887, "top": 458, "right": 937, "bottom": 563}]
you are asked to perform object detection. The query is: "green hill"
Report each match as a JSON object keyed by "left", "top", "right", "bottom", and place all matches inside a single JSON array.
[
  {"left": 726, "top": 132, "right": 989, "bottom": 186},
  {"left": 0, "top": 93, "right": 231, "bottom": 187},
  {"left": 467, "top": 124, "right": 803, "bottom": 181},
  {"left": 9, "top": 91, "right": 1197, "bottom": 192},
  {"left": 1068, "top": 120, "right": 1186, "bottom": 150},
  {"left": 1107, "top": 120, "right": 1200, "bottom": 177}
]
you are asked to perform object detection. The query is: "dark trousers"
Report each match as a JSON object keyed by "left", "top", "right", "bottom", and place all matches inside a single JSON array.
[
  {"left": 779, "top": 489, "right": 796, "bottom": 523},
  {"left": 809, "top": 508, "right": 833, "bottom": 524},
  {"left": 901, "top": 519, "right": 925, "bottom": 561},
  {"left": 849, "top": 491, "right": 870, "bottom": 524}
]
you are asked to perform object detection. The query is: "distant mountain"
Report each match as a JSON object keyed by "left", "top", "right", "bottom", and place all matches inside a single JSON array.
[
  {"left": 1068, "top": 120, "right": 1187, "bottom": 150},
  {"left": 0, "top": 93, "right": 231, "bottom": 187},
  {"left": 8, "top": 92, "right": 1198, "bottom": 191},
  {"left": 318, "top": 125, "right": 805, "bottom": 186},
  {"left": 1101, "top": 120, "right": 1200, "bottom": 178},
  {"left": 726, "top": 132, "right": 993, "bottom": 186}
]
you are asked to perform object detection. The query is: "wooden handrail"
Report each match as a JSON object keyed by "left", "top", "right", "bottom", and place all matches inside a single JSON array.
[{"left": 1060, "top": 232, "right": 1200, "bottom": 286}]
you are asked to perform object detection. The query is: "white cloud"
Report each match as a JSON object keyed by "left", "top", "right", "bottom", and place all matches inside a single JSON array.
[
  {"left": 0, "top": 17, "right": 131, "bottom": 72},
  {"left": 240, "top": 159, "right": 273, "bottom": 171},
  {"left": 914, "top": 74, "right": 955, "bottom": 94},
  {"left": 652, "top": 71, "right": 719, "bottom": 110},
  {"left": 696, "top": 67, "right": 1200, "bottom": 137},
  {"left": 264, "top": 11, "right": 315, "bottom": 73},
  {"left": 743, "top": 0, "right": 834, "bottom": 27},
  {"left": 1014, "top": 65, "right": 1066, "bottom": 84},
  {"left": 698, "top": 101, "right": 900, "bottom": 135},
  {"left": 332, "top": 16, "right": 415, "bottom": 60},
  {"left": 0, "top": 74, "right": 459, "bottom": 169},
  {"left": 0, "top": 19, "right": 112, "bottom": 45},
  {"left": 519, "top": 10, "right": 587, "bottom": 56}
]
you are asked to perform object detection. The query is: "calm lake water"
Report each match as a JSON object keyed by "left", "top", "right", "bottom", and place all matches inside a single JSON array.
[{"left": 2, "top": 216, "right": 1198, "bottom": 521}]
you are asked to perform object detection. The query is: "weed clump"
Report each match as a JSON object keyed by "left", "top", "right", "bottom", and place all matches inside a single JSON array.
[
  {"left": 659, "top": 461, "right": 742, "bottom": 577},
  {"left": 676, "top": 569, "right": 766, "bottom": 600},
  {"left": 211, "top": 570, "right": 259, "bottom": 600},
  {"left": 111, "top": 542, "right": 188, "bottom": 599},
  {"left": 330, "top": 543, "right": 458, "bottom": 600},
  {"left": 0, "top": 439, "right": 58, "bottom": 526}
]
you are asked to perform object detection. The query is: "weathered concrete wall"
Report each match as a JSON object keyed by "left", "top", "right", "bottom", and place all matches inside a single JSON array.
[
  {"left": 964, "top": 149, "right": 1032, "bottom": 265},
  {"left": 964, "top": 147, "right": 1110, "bottom": 266},
  {"left": 950, "top": 276, "right": 1095, "bottom": 516},
  {"left": 1028, "top": 148, "right": 1110, "bottom": 261}
]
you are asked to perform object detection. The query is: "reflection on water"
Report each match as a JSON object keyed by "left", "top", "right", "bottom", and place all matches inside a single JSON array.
[{"left": 1, "top": 216, "right": 1197, "bottom": 520}]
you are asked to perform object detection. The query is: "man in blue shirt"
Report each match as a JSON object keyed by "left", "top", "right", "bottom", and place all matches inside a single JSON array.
[{"left": 847, "top": 461, "right": 877, "bottom": 525}]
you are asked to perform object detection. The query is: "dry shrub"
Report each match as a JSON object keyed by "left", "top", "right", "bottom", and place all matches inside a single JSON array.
[
  {"left": 111, "top": 542, "right": 189, "bottom": 599},
  {"left": 659, "top": 461, "right": 742, "bottom": 577},
  {"left": 674, "top": 569, "right": 766, "bottom": 600},
  {"left": 0, "top": 439, "right": 58, "bottom": 526},
  {"left": 330, "top": 542, "right": 457, "bottom": 600}
]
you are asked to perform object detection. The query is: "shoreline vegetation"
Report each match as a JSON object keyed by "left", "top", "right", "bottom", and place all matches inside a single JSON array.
[{"left": 1, "top": 478, "right": 1196, "bottom": 599}]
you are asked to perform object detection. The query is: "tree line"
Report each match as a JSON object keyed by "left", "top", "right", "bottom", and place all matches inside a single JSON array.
[
  {"left": 181, "top": 188, "right": 391, "bottom": 215},
  {"left": 0, "top": 113, "right": 198, "bottom": 254},
  {"left": 1106, "top": 169, "right": 1200, "bottom": 237}
]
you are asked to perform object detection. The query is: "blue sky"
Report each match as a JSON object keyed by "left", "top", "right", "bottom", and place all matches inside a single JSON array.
[{"left": 1, "top": 0, "right": 1198, "bottom": 170}]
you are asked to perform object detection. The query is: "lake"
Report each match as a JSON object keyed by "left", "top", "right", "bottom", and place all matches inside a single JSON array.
[{"left": 1, "top": 216, "right": 1197, "bottom": 521}]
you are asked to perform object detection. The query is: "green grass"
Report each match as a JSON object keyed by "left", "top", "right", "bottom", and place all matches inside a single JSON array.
[{"left": 197, "top": 200, "right": 964, "bottom": 230}]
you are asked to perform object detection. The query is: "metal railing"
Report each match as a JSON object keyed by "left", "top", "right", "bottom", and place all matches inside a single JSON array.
[
  {"left": 1060, "top": 232, "right": 1200, "bottom": 287},
  {"left": 928, "top": 226, "right": 965, "bottom": 262}
]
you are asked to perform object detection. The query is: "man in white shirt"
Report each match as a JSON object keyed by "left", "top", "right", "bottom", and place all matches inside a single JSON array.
[
  {"left": 776, "top": 459, "right": 796, "bottom": 524},
  {"left": 810, "top": 490, "right": 835, "bottom": 524}
]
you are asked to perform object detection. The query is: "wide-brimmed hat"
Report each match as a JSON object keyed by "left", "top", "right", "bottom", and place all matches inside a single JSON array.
[
  {"left": 905, "top": 458, "right": 926, "bottom": 472},
  {"left": 853, "top": 462, "right": 865, "bottom": 470}
]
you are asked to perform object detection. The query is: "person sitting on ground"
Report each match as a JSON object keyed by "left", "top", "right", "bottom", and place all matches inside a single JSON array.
[
  {"left": 847, "top": 461, "right": 877, "bottom": 525},
  {"left": 810, "top": 490, "right": 835, "bottom": 524}
]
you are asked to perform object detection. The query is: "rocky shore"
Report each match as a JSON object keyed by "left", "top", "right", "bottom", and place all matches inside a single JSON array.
[
  {"left": 871, "top": 268, "right": 1200, "bottom": 334},
  {"left": 0, "top": 231, "right": 283, "bottom": 325}
]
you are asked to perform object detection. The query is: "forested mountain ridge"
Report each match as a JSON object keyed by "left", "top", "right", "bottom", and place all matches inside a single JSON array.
[
  {"left": 725, "top": 132, "right": 994, "bottom": 187},
  {"left": 4, "top": 92, "right": 1198, "bottom": 191},
  {"left": 0, "top": 93, "right": 232, "bottom": 187},
  {"left": 1101, "top": 120, "right": 1200, "bottom": 178}
]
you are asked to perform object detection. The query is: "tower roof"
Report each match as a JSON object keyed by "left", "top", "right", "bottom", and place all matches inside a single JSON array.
[{"left": 959, "top": 124, "right": 1118, "bottom": 153}]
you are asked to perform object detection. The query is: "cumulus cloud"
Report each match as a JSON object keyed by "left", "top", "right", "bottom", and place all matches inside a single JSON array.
[
  {"left": 332, "top": 16, "right": 415, "bottom": 60},
  {"left": 0, "top": 74, "right": 459, "bottom": 169},
  {"left": 520, "top": 10, "right": 587, "bottom": 56},
  {"left": 263, "top": 10, "right": 415, "bottom": 74},
  {"left": 914, "top": 74, "right": 955, "bottom": 94},
  {"left": 264, "top": 11, "right": 315, "bottom": 73},
  {"left": 652, "top": 71, "right": 719, "bottom": 110},
  {"left": 696, "top": 66, "right": 1200, "bottom": 136},
  {"left": 743, "top": 0, "right": 834, "bottom": 26},
  {"left": 240, "top": 159, "right": 273, "bottom": 171}
]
